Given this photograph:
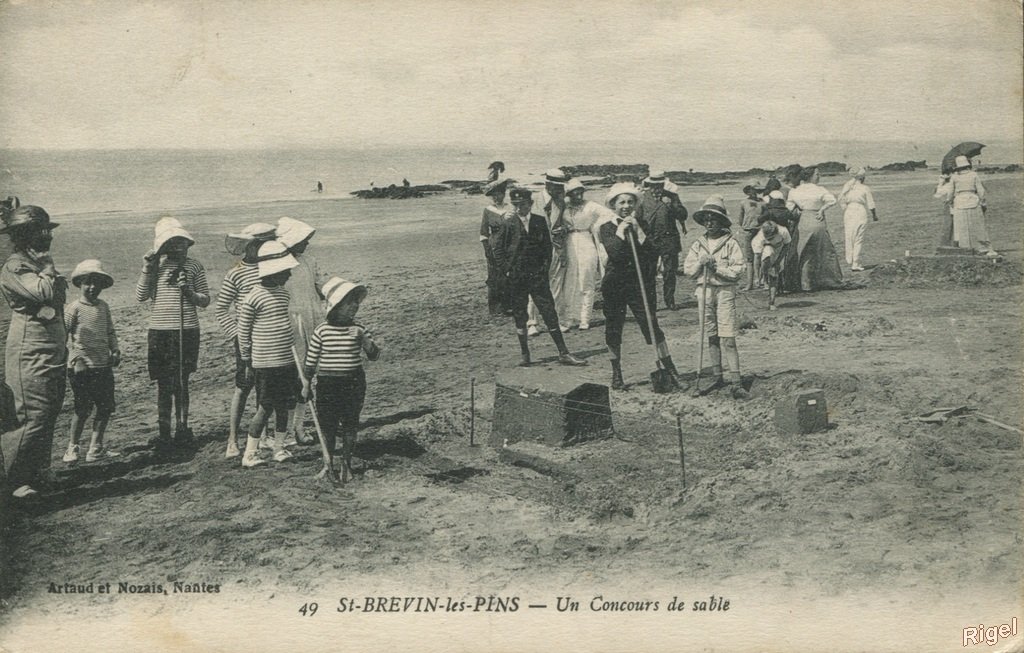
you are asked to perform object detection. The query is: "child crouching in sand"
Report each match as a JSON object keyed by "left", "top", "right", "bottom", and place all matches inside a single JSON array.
[
  {"left": 302, "top": 277, "right": 380, "bottom": 481},
  {"left": 237, "top": 241, "right": 301, "bottom": 468},
  {"left": 63, "top": 260, "right": 121, "bottom": 463},
  {"left": 752, "top": 218, "right": 791, "bottom": 311}
]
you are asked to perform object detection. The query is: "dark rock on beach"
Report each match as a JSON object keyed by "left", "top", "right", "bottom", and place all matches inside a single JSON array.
[
  {"left": 879, "top": 160, "right": 927, "bottom": 172},
  {"left": 351, "top": 184, "right": 450, "bottom": 200}
]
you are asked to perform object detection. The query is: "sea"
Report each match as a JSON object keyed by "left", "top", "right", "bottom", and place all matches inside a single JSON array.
[{"left": 2, "top": 139, "right": 1021, "bottom": 217}]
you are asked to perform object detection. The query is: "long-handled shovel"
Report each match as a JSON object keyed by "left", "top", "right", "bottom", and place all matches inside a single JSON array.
[
  {"left": 175, "top": 271, "right": 187, "bottom": 442},
  {"left": 292, "top": 316, "right": 341, "bottom": 485},
  {"left": 627, "top": 229, "right": 673, "bottom": 393},
  {"left": 691, "top": 263, "right": 710, "bottom": 398}
]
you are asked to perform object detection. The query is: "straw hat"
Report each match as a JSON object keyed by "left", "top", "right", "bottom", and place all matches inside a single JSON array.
[
  {"left": 255, "top": 240, "right": 299, "bottom": 278},
  {"left": 692, "top": 195, "right": 731, "bottom": 227},
  {"left": 543, "top": 168, "right": 569, "bottom": 185},
  {"left": 323, "top": 276, "right": 367, "bottom": 313},
  {"left": 643, "top": 170, "right": 667, "bottom": 186},
  {"left": 605, "top": 182, "right": 641, "bottom": 208},
  {"left": 954, "top": 155, "right": 971, "bottom": 170},
  {"left": 276, "top": 217, "right": 316, "bottom": 249},
  {"left": 0, "top": 205, "right": 59, "bottom": 235},
  {"left": 70, "top": 259, "right": 114, "bottom": 289},
  {"left": 564, "top": 178, "right": 586, "bottom": 194},
  {"left": 482, "top": 177, "right": 513, "bottom": 197},
  {"left": 225, "top": 222, "right": 277, "bottom": 256}
]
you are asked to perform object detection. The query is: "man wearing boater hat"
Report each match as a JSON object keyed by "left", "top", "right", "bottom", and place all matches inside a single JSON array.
[
  {"left": 525, "top": 168, "right": 571, "bottom": 336},
  {"left": 493, "top": 187, "right": 587, "bottom": 367},
  {"left": 639, "top": 170, "right": 688, "bottom": 310}
]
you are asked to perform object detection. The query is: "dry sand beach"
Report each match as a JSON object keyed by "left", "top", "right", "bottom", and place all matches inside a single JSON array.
[{"left": 0, "top": 168, "right": 1021, "bottom": 651}]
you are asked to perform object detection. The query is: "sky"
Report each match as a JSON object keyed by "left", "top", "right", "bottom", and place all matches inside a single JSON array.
[{"left": 0, "top": 0, "right": 1021, "bottom": 149}]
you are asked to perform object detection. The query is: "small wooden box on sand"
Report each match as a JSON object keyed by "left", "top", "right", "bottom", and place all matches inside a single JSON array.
[{"left": 775, "top": 389, "right": 828, "bottom": 434}]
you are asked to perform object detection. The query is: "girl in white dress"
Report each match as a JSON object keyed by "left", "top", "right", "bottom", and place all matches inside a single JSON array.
[{"left": 555, "top": 179, "right": 616, "bottom": 331}]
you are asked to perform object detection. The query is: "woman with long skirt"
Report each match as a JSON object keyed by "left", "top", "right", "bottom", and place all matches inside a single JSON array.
[{"left": 786, "top": 166, "right": 844, "bottom": 291}]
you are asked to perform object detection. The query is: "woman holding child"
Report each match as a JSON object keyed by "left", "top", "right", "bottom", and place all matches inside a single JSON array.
[{"left": 0, "top": 204, "right": 68, "bottom": 500}]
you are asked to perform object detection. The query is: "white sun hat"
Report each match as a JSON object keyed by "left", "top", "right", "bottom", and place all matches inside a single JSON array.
[
  {"left": 564, "top": 178, "right": 586, "bottom": 194},
  {"left": 255, "top": 240, "right": 299, "bottom": 278},
  {"left": 70, "top": 259, "right": 114, "bottom": 289},
  {"left": 322, "top": 276, "right": 368, "bottom": 313},
  {"left": 225, "top": 222, "right": 277, "bottom": 256},
  {"left": 605, "top": 182, "right": 642, "bottom": 208},
  {"left": 277, "top": 216, "right": 316, "bottom": 249},
  {"left": 153, "top": 226, "right": 195, "bottom": 255}
]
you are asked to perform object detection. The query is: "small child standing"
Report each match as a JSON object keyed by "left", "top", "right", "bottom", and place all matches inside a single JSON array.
[
  {"left": 736, "top": 185, "right": 765, "bottom": 290},
  {"left": 683, "top": 196, "right": 748, "bottom": 399},
  {"left": 237, "top": 240, "right": 300, "bottom": 468},
  {"left": 63, "top": 260, "right": 121, "bottom": 463},
  {"left": 302, "top": 277, "right": 380, "bottom": 481},
  {"left": 751, "top": 218, "right": 792, "bottom": 311}
]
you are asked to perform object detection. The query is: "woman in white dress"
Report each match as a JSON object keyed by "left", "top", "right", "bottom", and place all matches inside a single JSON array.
[
  {"left": 786, "top": 166, "right": 843, "bottom": 291},
  {"left": 937, "top": 156, "right": 995, "bottom": 255},
  {"left": 554, "top": 179, "right": 616, "bottom": 331},
  {"left": 837, "top": 167, "right": 877, "bottom": 271}
]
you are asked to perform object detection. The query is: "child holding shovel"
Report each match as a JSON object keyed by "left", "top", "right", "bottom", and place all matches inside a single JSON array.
[
  {"left": 136, "top": 218, "right": 210, "bottom": 450},
  {"left": 301, "top": 277, "right": 381, "bottom": 481},
  {"left": 63, "top": 260, "right": 121, "bottom": 463},
  {"left": 751, "top": 218, "right": 791, "bottom": 311},
  {"left": 683, "top": 196, "right": 748, "bottom": 399}
]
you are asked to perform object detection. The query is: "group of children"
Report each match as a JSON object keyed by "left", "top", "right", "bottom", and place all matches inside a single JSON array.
[{"left": 61, "top": 215, "right": 379, "bottom": 481}]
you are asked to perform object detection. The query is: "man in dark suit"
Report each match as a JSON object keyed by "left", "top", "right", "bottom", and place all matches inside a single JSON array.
[
  {"left": 493, "top": 187, "right": 586, "bottom": 368},
  {"left": 638, "top": 171, "right": 688, "bottom": 310}
]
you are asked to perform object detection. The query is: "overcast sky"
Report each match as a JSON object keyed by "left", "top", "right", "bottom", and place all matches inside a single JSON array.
[{"left": 1, "top": 0, "right": 1021, "bottom": 149}]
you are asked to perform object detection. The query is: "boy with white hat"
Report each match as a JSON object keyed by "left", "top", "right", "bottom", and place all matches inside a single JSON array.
[
  {"left": 63, "top": 260, "right": 121, "bottom": 463},
  {"left": 236, "top": 240, "right": 301, "bottom": 467},
  {"left": 276, "top": 216, "right": 325, "bottom": 447},
  {"left": 215, "top": 222, "right": 277, "bottom": 458},
  {"left": 136, "top": 218, "right": 210, "bottom": 449},
  {"left": 301, "top": 276, "right": 381, "bottom": 480},
  {"left": 683, "top": 196, "right": 748, "bottom": 399}
]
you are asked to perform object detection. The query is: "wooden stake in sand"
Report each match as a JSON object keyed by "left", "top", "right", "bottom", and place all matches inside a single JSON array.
[
  {"left": 470, "top": 377, "right": 476, "bottom": 447},
  {"left": 676, "top": 416, "right": 686, "bottom": 488}
]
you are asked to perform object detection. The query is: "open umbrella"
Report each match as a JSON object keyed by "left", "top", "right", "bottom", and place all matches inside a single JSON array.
[{"left": 941, "top": 142, "right": 985, "bottom": 174}]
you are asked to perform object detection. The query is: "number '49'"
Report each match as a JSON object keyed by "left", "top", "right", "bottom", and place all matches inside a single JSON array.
[{"left": 299, "top": 602, "right": 318, "bottom": 616}]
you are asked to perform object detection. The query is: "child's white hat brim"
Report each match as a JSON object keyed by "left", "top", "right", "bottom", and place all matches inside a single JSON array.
[
  {"left": 277, "top": 217, "right": 316, "bottom": 249},
  {"left": 153, "top": 227, "right": 195, "bottom": 254},
  {"left": 323, "top": 276, "right": 367, "bottom": 313},
  {"left": 70, "top": 259, "right": 114, "bottom": 288},
  {"left": 256, "top": 240, "right": 299, "bottom": 278}
]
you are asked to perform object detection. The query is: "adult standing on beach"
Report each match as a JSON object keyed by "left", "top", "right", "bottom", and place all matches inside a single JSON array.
[
  {"left": 554, "top": 178, "right": 616, "bottom": 331},
  {"left": 493, "top": 187, "right": 586, "bottom": 368},
  {"left": 526, "top": 169, "right": 570, "bottom": 336},
  {"left": 277, "top": 217, "right": 326, "bottom": 445},
  {"left": 638, "top": 171, "right": 688, "bottom": 309},
  {"left": 786, "top": 166, "right": 843, "bottom": 291},
  {"left": 934, "top": 173, "right": 955, "bottom": 247},
  {"left": 598, "top": 183, "right": 680, "bottom": 389},
  {"left": 837, "top": 167, "right": 877, "bottom": 271},
  {"left": 479, "top": 177, "right": 512, "bottom": 317},
  {"left": 936, "top": 156, "right": 996, "bottom": 256},
  {"left": 0, "top": 204, "right": 67, "bottom": 501}
]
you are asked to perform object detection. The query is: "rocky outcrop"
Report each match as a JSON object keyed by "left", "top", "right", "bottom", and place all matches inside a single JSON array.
[
  {"left": 879, "top": 160, "right": 927, "bottom": 172},
  {"left": 351, "top": 184, "right": 449, "bottom": 199}
]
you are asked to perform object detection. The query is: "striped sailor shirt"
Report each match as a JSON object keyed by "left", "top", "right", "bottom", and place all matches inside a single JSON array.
[
  {"left": 215, "top": 262, "right": 260, "bottom": 340},
  {"left": 65, "top": 298, "right": 118, "bottom": 369},
  {"left": 135, "top": 257, "right": 209, "bottom": 330},
  {"left": 237, "top": 285, "right": 294, "bottom": 369},
  {"left": 303, "top": 321, "right": 380, "bottom": 378}
]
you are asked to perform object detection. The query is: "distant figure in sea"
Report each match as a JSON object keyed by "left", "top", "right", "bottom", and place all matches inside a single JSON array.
[
  {"left": 555, "top": 178, "right": 615, "bottom": 331},
  {"left": 136, "top": 217, "right": 210, "bottom": 451},
  {"left": 935, "top": 156, "right": 996, "bottom": 256},
  {"left": 786, "top": 166, "right": 843, "bottom": 291},
  {"left": 837, "top": 167, "right": 877, "bottom": 271},
  {"left": 402, "top": 178, "right": 410, "bottom": 189},
  {"left": 599, "top": 183, "right": 680, "bottom": 390},
  {"left": 479, "top": 177, "right": 513, "bottom": 317},
  {"left": 1, "top": 203, "right": 68, "bottom": 501},
  {"left": 638, "top": 171, "right": 688, "bottom": 309},
  {"left": 492, "top": 187, "right": 586, "bottom": 368},
  {"left": 736, "top": 185, "right": 765, "bottom": 290},
  {"left": 317, "top": 181, "right": 323, "bottom": 194}
]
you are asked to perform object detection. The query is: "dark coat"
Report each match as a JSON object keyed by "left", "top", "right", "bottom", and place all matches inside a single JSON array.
[
  {"left": 637, "top": 191, "right": 687, "bottom": 255},
  {"left": 492, "top": 212, "right": 552, "bottom": 279}
]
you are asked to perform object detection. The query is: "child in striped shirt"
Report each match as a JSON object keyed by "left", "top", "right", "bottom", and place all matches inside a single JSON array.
[
  {"left": 215, "top": 222, "right": 277, "bottom": 459},
  {"left": 302, "top": 277, "right": 381, "bottom": 481},
  {"left": 63, "top": 260, "right": 121, "bottom": 463},
  {"left": 237, "top": 240, "right": 300, "bottom": 468},
  {"left": 136, "top": 218, "right": 210, "bottom": 449}
]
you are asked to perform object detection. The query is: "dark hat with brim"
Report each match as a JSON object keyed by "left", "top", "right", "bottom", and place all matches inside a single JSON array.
[
  {"left": 692, "top": 196, "right": 731, "bottom": 227},
  {"left": 0, "top": 205, "right": 59, "bottom": 235},
  {"left": 509, "top": 187, "right": 533, "bottom": 203}
]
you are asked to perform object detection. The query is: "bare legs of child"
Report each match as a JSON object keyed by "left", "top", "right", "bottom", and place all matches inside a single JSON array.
[
  {"left": 242, "top": 406, "right": 291, "bottom": 467},
  {"left": 64, "top": 409, "right": 116, "bottom": 463},
  {"left": 154, "top": 374, "right": 192, "bottom": 450},
  {"left": 226, "top": 385, "right": 252, "bottom": 458}
]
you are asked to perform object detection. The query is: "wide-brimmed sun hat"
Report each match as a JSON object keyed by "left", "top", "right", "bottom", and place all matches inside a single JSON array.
[
  {"left": 544, "top": 168, "right": 569, "bottom": 185},
  {"left": 225, "top": 222, "right": 277, "bottom": 256},
  {"left": 605, "top": 182, "right": 641, "bottom": 208},
  {"left": 564, "top": 178, "right": 586, "bottom": 194},
  {"left": 954, "top": 155, "right": 971, "bottom": 170},
  {"left": 0, "top": 205, "right": 59, "bottom": 235},
  {"left": 276, "top": 216, "right": 316, "bottom": 249},
  {"left": 692, "top": 195, "right": 731, "bottom": 227},
  {"left": 153, "top": 222, "right": 195, "bottom": 254},
  {"left": 323, "top": 276, "right": 368, "bottom": 313},
  {"left": 509, "top": 187, "right": 533, "bottom": 203},
  {"left": 70, "top": 259, "right": 114, "bottom": 289},
  {"left": 256, "top": 240, "right": 299, "bottom": 278},
  {"left": 643, "top": 170, "right": 667, "bottom": 186},
  {"left": 482, "top": 177, "right": 513, "bottom": 197}
]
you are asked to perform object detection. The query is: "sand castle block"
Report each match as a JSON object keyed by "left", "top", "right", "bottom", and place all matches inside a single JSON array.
[
  {"left": 490, "top": 368, "right": 612, "bottom": 448},
  {"left": 775, "top": 389, "right": 828, "bottom": 434}
]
